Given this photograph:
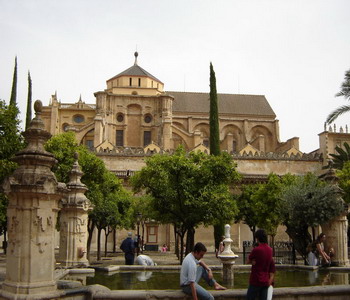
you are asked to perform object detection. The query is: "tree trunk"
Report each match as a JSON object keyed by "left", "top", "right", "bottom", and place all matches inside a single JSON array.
[
  {"left": 104, "top": 226, "right": 112, "bottom": 257},
  {"left": 186, "top": 227, "right": 195, "bottom": 255},
  {"left": 97, "top": 227, "right": 102, "bottom": 261},
  {"left": 112, "top": 228, "right": 117, "bottom": 253},
  {"left": 285, "top": 224, "right": 312, "bottom": 261}
]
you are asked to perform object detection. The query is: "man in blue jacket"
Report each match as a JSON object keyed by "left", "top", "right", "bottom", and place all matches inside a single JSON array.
[{"left": 120, "top": 232, "right": 135, "bottom": 265}]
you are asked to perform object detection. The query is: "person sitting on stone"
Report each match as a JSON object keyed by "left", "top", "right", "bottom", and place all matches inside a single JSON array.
[{"left": 180, "top": 242, "right": 226, "bottom": 300}]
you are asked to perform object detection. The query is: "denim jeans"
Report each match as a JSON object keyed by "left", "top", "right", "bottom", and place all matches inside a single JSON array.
[
  {"left": 181, "top": 266, "right": 216, "bottom": 300},
  {"left": 246, "top": 285, "right": 268, "bottom": 300}
]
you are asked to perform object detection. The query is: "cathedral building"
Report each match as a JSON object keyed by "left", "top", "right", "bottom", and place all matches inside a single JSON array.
[{"left": 41, "top": 52, "right": 350, "bottom": 251}]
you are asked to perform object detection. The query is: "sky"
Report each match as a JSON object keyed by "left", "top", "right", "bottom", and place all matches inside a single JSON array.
[{"left": 0, "top": 0, "right": 349, "bottom": 153}]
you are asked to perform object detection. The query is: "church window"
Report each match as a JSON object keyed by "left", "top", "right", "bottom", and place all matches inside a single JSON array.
[
  {"left": 138, "top": 78, "right": 141, "bottom": 87},
  {"left": 116, "top": 130, "right": 124, "bottom": 147},
  {"left": 86, "top": 140, "right": 94, "bottom": 150},
  {"left": 117, "top": 113, "right": 124, "bottom": 122},
  {"left": 73, "top": 115, "right": 84, "bottom": 123},
  {"left": 144, "top": 114, "right": 152, "bottom": 123},
  {"left": 144, "top": 131, "right": 151, "bottom": 146},
  {"left": 129, "top": 78, "right": 132, "bottom": 86},
  {"left": 232, "top": 140, "right": 237, "bottom": 152}
]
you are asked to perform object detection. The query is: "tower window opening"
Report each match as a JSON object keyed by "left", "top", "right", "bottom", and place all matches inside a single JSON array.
[
  {"left": 129, "top": 78, "right": 132, "bottom": 86},
  {"left": 138, "top": 78, "right": 141, "bottom": 87},
  {"left": 116, "top": 130, "right": 124, "bottom": 147},
  {"left": 144, "top": 131, "right": 151, "bottom": 147}
]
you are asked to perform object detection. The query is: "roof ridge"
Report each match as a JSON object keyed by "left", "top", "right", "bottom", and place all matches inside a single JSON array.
[{"left": 166, "top": 91, "right": 265, "bottom": 97}]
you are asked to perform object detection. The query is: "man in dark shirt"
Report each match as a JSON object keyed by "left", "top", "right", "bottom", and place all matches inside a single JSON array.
[
  {"left": 120, "top": 232, "right": 135, "bottom": 265},
  {"left": 246, "top": 229, "right": 274, "bottom": 300}
]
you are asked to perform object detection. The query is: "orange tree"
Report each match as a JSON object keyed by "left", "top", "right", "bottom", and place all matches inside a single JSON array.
[{"left": 131, "top": 147, "right": 240, "bottom": 263}]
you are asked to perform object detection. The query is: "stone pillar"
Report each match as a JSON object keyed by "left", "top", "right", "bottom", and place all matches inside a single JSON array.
[
  {"left": 1, "top": 100, "right": 66, "bottom": 297},
  {"left": 58, "top": 153, "right": 91, "bottom": 267},
  {"left": 321, "top": 168, "right": 349, "bottom": 266},
  {"left": 323, "top": 212, "right": 349, "bottom": 266},
  {"left": 218, "top": 224, "right": 238, "bottom": 286}
]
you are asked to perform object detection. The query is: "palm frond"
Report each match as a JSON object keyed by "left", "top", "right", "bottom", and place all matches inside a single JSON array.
[{"left": 326, "top": 105, "right": 350, "bottom": 124}]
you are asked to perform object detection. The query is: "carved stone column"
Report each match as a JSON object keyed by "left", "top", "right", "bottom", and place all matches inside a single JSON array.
[
  {"left": 323, "top": 212, "right": 349, "bottom": 266},
  {"left": 321, "top": 168, "right": 349, "bottom": 266},
  {"left": 1, "top": 100, "right": 66, "bottom": 296},
  {"left": 58, "top": 153, "right": 91, "bottom": 267}
]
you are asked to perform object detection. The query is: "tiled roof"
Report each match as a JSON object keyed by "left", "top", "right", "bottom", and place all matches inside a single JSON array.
[
  {"left": 167, "top": 91, "right": 276, "bottom": 117},
  {"left": 107, "top": 65, "right": 163, "bottom": 84}
]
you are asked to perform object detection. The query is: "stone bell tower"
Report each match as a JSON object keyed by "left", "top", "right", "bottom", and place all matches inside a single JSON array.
[{"left": 1, "top": 100, "right": 66, "bottom": 297}]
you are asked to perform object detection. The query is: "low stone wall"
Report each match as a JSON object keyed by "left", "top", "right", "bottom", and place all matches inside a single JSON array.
[{"left": 58, "top": 284, "right": 350, "bottom": 300}]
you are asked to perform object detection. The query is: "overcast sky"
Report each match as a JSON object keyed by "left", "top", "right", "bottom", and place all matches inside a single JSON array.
[{"left": 1, "top": 0, "right": 349, "bottom": 153}]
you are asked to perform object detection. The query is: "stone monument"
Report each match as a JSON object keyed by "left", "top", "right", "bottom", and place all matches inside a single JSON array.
[
  {"left": 1, "top": 100, "right": 66, "bottom": 297},
  {"left": 58, "top": 153, "right": 91, "bottom": 267},
  {"left": 217, "top": 224, "right": 238, "bottom": 285}
]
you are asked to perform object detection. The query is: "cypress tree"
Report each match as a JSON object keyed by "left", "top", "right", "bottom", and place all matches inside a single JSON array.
[
  {"left": 209, "top": 62, "right": 220, "bottom": 156},
  {"left": 9, "top": 57, "right": 17, "bottom": 107},
  {"left": 209, "top": 62, "right": 225, "bottom": 252},
  {"left": 25, "top": 71, "right": 32, "bottom": 130}
]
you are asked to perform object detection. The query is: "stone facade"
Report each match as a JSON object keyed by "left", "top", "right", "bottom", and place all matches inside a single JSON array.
[{"left": 40, "top": 52, "right": 350, "bottom": 252}]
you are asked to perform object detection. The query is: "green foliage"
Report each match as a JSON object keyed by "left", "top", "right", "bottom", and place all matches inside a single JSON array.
[
  {"left": 131, "top": 147, "right": 240, "bottom": 259},
  {"left": 0, "top": 98, "right": 24, "bottom": 239},
  {"left": 9, "top": 57, "right": 17, "bottom": 107},
  {"left": 337, "top": 160, "right": 350, "bottom": 203},
  {"left": 326, "top": 68, "right": 350, "bottom": 124},
  {"left": 253, "top": 174, "right": 284, "bottom": 236},
  {"left": 0, "top": 100, "right": 24, "bottom": 163},
  {"left": 281, "top": 173, "right": 344, "bottom": 258},
  {"left": 235, "top": 183, "right": 261, "bottom": 239},
  {"left": 282, "top": 173, "right": 344, "bottom": 228},
  {"left": 328, "top": 142, "right": 350, "bottom": 170},
  {"left": 45, "top": 132, "right": 133, "bottom": 256},
  {"left": 25, "top": 71, "right": 32, "bottom": 130},
  {"left": 209, "top": 62, "right": 220, "bottom": 156}
]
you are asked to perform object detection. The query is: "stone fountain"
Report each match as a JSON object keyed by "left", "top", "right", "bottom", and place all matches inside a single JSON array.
[{"left": 217, "top": 224, "right": 239, "bottom": 285}]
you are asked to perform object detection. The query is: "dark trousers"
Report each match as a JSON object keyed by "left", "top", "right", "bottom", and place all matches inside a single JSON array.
[
  {"left": 125, "top": 253, "right": 134, "bottom": 265},
  {"left": 246, "top": 285, "right": 268, "bottom": 300}
]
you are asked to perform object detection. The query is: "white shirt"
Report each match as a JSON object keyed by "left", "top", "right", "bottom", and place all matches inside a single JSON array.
[
  {"left": 180, "top": 253, "right": 199, "bottom": 286},
  {"left": 135, "top": 255, "right": 155, "bottom": 266}
]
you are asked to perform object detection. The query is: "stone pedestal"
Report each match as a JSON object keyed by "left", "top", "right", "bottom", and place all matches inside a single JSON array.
[
  {"left": 323, "top": 213, "right": 349, "bottom": 267},
  {"left": 58, "top": 154, "right": 91, "bottom": 267},
  {"left": 218, "top": 224, "right": 238, "bottom": 285},
  {"left": 1, "top": 101, "right": 66, "bottom": 296}
]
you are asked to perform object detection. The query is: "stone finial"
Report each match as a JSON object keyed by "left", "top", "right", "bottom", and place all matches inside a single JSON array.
[
  {"left": 134, "top": 51, "right": 139, "bottom": 65},
  {"left": 346, "top": 125, "right": 348, "bottom": 133},
  {"left": 334, "top": 124, "right": 336, "bottom": 132},
  {"left": 340, "top": 126, "right": 344, "bottom": 133},
  {"left": 64, "top": 152, "right": 90, "bottom": 209}
]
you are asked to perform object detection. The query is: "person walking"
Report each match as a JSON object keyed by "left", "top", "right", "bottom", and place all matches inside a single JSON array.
[
  {"left": 120, "top": 232, "right": 135, "bottom": 265},
  {"left": 180, "top": 242, "right": 226, "bottom": 300},
  {"left": 246, "top": 229, "right": 274, "bottom": 300}
]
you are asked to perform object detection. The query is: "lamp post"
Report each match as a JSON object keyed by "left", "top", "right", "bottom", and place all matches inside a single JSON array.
[{"left": 136, "top": 212, "right": 142, "bottom": 256}]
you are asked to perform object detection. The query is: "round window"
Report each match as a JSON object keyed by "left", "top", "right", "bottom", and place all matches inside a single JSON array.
[
  {"left": 144, "top": 115, "right": 152, "bottom": 123},
  {"left": 117, "top": 114, "right": 124, "bottom": 122},
  {"left": 73, "top": 115, "right": 84, "bottom": 123}
]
